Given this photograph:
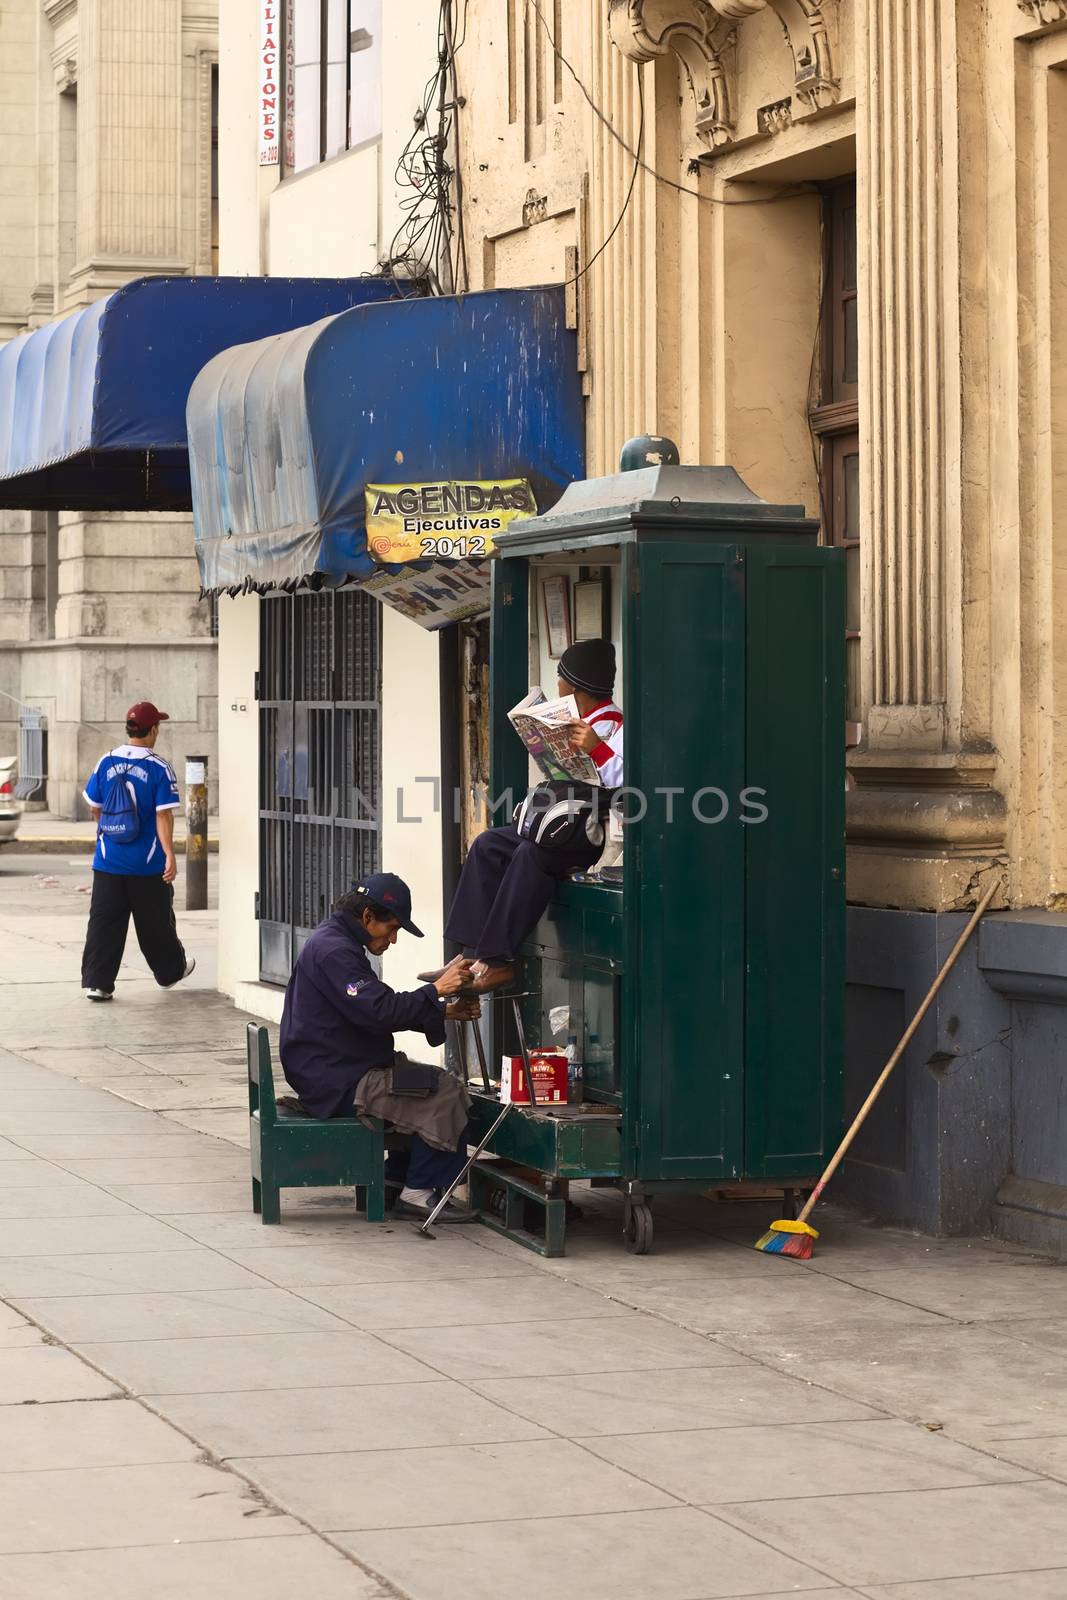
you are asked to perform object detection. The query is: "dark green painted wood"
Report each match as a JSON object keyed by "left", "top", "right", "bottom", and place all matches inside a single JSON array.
[
  {"left": 742, "top": 545, "right": 846, "bottom": 1176},
  {"left": 246, "top": 1024, "right": 386, "bottom": 1223},
  {"left": 624, "top": 540, "right": 747, "bottom": 1182},
  {"left": 467, "top": 1092, "right": 622, "bottom": 1177},
  {"left": 489, "top": 557, "right": 531, "bottom": 811}
]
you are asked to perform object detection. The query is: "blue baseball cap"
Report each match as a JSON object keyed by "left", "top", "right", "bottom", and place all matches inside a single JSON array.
[{"left": 351, "top": 873, "right": 423, "bottom": 937}]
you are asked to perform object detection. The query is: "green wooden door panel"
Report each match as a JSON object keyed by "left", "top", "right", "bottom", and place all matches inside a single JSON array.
[
  {"left": 743, "top": 544, "right": 846, "bottom": 1176},
  {"left": 624, "top": 541, "right": 746, "bottom": 1182}
]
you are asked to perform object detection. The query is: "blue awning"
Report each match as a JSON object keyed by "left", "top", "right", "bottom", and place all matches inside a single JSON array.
[
  {"left": 188, "top": 287, "right": 584, "bottom": 593},
  {"left": 0, "top": 276, "right": 401, "bottom": 511}
]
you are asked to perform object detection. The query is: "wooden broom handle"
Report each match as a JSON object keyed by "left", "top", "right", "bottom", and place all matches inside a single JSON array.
[{"left": 798, "top": 873, "right": 1002, "bottom": 1226}]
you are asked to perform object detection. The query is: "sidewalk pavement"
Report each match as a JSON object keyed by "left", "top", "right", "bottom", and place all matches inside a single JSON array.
[
  {"left": 4, "top": 811, "right": 219, "bottom": 853},
  {"left": 3, "top": 855, "right": 1067, "bottom": 1598}
]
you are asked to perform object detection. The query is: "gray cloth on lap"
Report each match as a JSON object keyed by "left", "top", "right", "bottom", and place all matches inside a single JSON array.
[{"left": 354, "top": 1063, "right": 471, "bottom": 1152}]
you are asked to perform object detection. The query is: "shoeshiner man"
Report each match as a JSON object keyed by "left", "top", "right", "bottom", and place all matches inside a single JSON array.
[
  {"left": 424, "top": 639, "right": 624, "bottom": 997},
  {"left": 279, "top": 873, "right": 482, "bottom": 1223},
  {"left": 81, "top": 700, "right": 195, "bottom": 1002}
]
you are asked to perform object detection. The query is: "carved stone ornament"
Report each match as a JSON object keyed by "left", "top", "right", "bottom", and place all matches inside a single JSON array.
[
  {"left": 607, "top": 0, "right": 738, "bottom": 147},
  {"left": 608, "top": 0, "right": 840, "bottom": 146},
  {"left": 1017, "top": 0, "right": 1067, "bottom": 22}
]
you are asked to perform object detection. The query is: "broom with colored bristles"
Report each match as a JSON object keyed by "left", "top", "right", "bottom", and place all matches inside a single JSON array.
[{"left": 755, "top": 873, "right": 1003, "bottom": 1261}]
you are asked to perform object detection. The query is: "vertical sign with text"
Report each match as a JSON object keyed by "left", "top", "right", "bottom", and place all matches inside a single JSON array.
[{"left": 260, "top": 0, "right": 280, "bottom": 165}]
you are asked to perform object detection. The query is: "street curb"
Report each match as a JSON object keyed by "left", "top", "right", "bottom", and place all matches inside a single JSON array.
[{"left": 2, "top": 837, "right": 220, "bottom": 856}]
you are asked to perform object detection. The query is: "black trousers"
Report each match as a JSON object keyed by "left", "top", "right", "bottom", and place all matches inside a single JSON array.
[
  {"left": 443, "top": 823, "right": 600, "bottom": 963},
  {"left": 81, "top": 870, "right": 188, "bottom": 993}
]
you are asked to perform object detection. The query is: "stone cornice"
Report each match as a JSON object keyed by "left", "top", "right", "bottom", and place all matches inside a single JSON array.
[
  {"left": 608, "top": 0, "right": 839, "bottom": 147},
  {"left": 608, "top": 1, "right": 737, "bottom": 147},
  {"left": 1017, "top": 1, "right": 1067, "bottom": 23}
]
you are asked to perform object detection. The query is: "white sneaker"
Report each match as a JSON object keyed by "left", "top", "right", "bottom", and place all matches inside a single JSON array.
[
  {"left": 162, "top": 957, "right": 196, "bottom": 989},
  {"left": 84, "top": 988, "right": 113, "bottom": 1002}
]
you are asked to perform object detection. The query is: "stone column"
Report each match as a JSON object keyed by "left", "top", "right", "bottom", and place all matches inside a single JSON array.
[
  {"left": 68, "top": 0, "right": 185, "bottom": 305},
  {"left": 846, "top": 0, "right": 1005, "bottom": 909}
]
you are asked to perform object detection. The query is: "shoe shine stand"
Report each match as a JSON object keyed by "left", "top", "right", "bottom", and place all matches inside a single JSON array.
[{"left": 458, "top": 463, "right": 847, "bottom": 1257}]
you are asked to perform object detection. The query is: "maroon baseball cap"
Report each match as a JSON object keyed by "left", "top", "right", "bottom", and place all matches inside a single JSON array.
[{"left": 125, "top": 701, "right": 169, "bottom": 730}]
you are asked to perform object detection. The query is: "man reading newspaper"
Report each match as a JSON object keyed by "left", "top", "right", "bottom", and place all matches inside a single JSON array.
[{"left": 423, "top": 640, "right": 623, "bottom": 995}]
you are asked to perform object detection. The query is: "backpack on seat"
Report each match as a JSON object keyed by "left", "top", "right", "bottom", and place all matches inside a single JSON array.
[{"left": 98, "top": 760, "right": 140, "bottom": 843}]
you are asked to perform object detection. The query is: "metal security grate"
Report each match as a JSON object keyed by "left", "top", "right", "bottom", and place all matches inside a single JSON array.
[
  {"left": 257, "top": 589, "right": 381, "bottom": 984},
  {"left": 15, "top": 709, "right": 47, "bottom": 801}
]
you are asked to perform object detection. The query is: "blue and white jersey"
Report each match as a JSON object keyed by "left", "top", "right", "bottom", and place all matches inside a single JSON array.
[{"left": 84, "top": 745, "right": 181, "bottom": 877}]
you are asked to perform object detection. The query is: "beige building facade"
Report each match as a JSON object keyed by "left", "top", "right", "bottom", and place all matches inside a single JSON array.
[
  {"left": 210, "top": 1, "right": 1067, "bottom": 1244},
  {"left": 0, "top": 0, "right": 219, "bottom": 814}
]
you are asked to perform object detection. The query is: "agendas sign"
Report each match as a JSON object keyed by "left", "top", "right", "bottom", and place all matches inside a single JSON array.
[{"left": 364, "top": 478, "right": 536, "bottom": 564}]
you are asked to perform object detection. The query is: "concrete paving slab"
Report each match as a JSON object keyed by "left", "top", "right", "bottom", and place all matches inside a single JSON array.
[
  {"left": 242, "top": 1437, "right": 679, "bottom": 1531},
  {"left": 0, "top": 1214, "right": 191, "bottom": 1256},
  {"left": 0, "top": 1346, "right": 120, "bottom": 1403},
  {"left": 0, "top": 1248, "right": 268, "bottom": 1297},
  {"left": 17, "top": 1285, "right": 352, "bottom": 1342},
  {"left": 0, "top": 1461, "right": 300, "bottom": 1554},
  {"left": 152, "top": 1379, "right": 551, "bottom": 1456},
  {"left": 127, "top": 1049, "right": 257, "bottom": 1074},
  {"left": 0, "top": 1185, "right": 137, "bottom": 1218},
  {"left": 0, "top": 1160, "right": 88, "bottom": 1188},
  {"left": 95, "top": 1076, "right": 247, "bottom": 1112},
  {"left": 100, "top": 1180, "right": 251, "bottom": 1214},
  {"left": 164, "top": 1209, "right": 441, "bottom": 1250},
  {"left": 0, "top": 1534, "right": 390, "bottom": 1600},
  {"left": 84, "top": 1328, "right": 437, "bottom": 1394},
  {"left": 220, "top": 1236, "right": 538, "bottom": 1287},
  {"left": 858, "top": 1575, "right": 1067, "bottom": 1599},
  {"left": 0, "top": 1398, "right": 198, "bottom": 1471},
  {"left": 162, "top": 1107, "right": 248, "bottom": 1144},
  {"left": 841, "top": 1263, "right": 1067, "bottom": 1321},
  {"left": 526, "top": 1237, "right": 776, "bottom": 1286},
  {"left": 472, "top": 1364, "right": 880, "bottom": 1437},
  {"left": 985, "top": 1317, "right": 1067, "bottom": 1355},
  {"left": 379, "top": 1313, "right": 742, "bottom": 1380},
  {"left": 302, "top": 1273, "right": 631, "bottom": 1330},
  {"left": 716, "top": 1480, "right": 1067, "bottom": 1587},
  {"left": 11, "top": 1132, "right": 225, "bottom": 1159},
  {"left": 0, "top": 1138, "right": 37, "bottom": 1160},
  {"left": 52, "top": 1154, "right": 248, "bottom": 1184},
  {"left": 721, "top": 1322, "right": 1067, "bottom": 1444},
  {"left": 13, "top": 1047, "right": 162, "bottom": 1080},
  {"left": 983, "top": 1433, "right": 1067, "bottom": 1483},
  {"left": 610, "top": 1272, "right": 948, "bottom": 1336},
  {"left": 341, "top": 1505, "right": 827, "bottom": 1600},
  {"left": 585, "top": 1418, "right": 1033, "bottom": 1503}
]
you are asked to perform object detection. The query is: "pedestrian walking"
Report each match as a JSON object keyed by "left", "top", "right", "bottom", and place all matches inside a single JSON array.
[{"left": 80, "top": 701, "right": 195, "bottom": 1002}]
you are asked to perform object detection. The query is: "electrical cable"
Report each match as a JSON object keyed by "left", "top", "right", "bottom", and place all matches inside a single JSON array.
[{"left": 528, "top": 0, "right": 816, "bottom": 210}]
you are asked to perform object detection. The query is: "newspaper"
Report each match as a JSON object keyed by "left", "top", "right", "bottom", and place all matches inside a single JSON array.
[{"left": 507, "top": 688, "right": 600, "bottom": 785}]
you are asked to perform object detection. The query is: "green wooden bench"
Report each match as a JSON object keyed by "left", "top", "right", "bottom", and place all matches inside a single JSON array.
[{"left": 246, "top": 1023, "right": 386, "bottom": 1224}]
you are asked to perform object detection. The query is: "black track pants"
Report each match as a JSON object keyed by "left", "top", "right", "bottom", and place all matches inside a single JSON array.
[{"left": 80, "top": 871, "right": 188, "bottom": 993}]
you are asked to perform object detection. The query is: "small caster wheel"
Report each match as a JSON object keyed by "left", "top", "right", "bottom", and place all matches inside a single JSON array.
[{"left": 624, "top": 1201, "right": 654, "bottom": 1254}]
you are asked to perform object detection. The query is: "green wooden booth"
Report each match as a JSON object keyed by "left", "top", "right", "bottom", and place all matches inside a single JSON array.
[{"left": 464, "top": 464, "right": 845, "bottom": 1254}]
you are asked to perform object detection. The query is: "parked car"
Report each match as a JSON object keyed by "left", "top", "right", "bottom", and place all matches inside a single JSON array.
[{"left": 0, "top": 756, "right": 21, "bottom": 845}]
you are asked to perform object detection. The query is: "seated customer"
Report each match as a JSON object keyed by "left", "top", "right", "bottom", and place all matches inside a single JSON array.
[
  {"left": 279, "top": 872, "right": 480, "bottom": 1223},
  {"left": 425, "top": 639, "right": 623, "bottom": 995}
]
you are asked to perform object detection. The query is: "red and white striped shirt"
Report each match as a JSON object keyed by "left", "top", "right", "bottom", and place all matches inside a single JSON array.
[{"left": 583, "top": 699, "right": 624, "bottom": 788}]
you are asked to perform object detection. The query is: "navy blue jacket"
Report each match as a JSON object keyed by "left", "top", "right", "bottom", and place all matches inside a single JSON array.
[{"left": 279, "top": 912, "right": 446, "bottom": 1119}]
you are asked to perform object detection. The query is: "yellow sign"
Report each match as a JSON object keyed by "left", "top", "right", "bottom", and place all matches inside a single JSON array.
[{"left": 365, "top": 478, "right": 537, "bottom": 564}]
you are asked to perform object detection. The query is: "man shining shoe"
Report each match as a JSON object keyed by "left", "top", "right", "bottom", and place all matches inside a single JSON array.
[{"left": 279, "top": 873, "right": 482, "bottom": 1222}]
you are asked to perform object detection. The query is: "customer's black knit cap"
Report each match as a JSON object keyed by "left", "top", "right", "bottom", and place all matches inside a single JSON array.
[{"left": 559, "top": 639, "right": 616, "bottom": 697}]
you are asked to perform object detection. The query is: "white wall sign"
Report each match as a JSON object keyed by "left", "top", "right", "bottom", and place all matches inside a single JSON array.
[
  {"left": 259, "top": 0, "right": 281, "bottom": 166},
  {"left": 186, "top": 760, "right": 208, "bottom": 787}
]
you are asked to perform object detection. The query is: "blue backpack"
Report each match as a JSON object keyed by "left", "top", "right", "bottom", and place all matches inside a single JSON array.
[{"left": 98, "top": 759, "right": 140, "bottom": 843}]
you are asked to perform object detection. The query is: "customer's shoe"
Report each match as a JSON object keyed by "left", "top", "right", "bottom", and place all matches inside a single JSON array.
[
  {"left": 417, "top": 953, "right": 469, "bottom": 984},
  {"left": 84, "top": 988, "right": 113, "bottom": 1002},
  {"left": 393, "top": 1195, "right": 481, "bottom": 1224},
  {"left": 469, "top": 961, "right": 515, "bottom": 995},
  {"left": 162, "top": 957, "right": 196, "bottom": 989}
]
